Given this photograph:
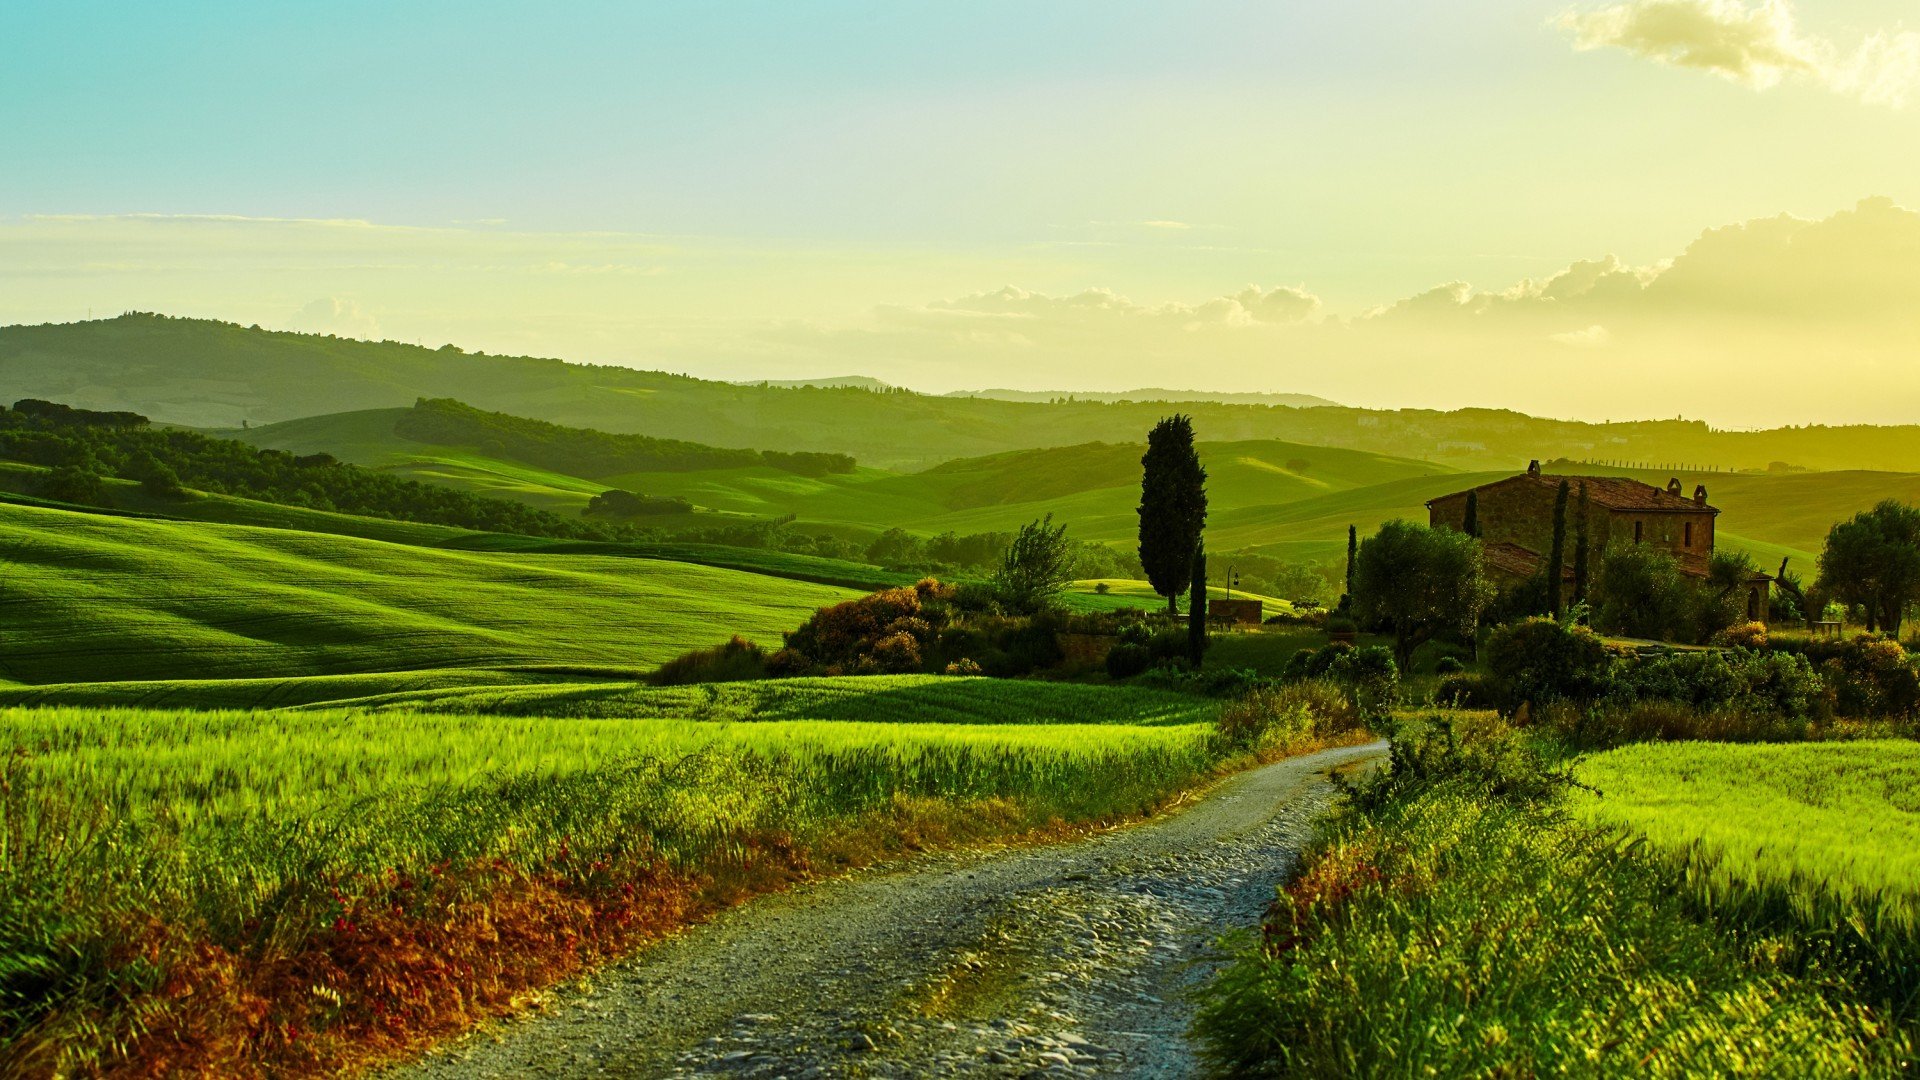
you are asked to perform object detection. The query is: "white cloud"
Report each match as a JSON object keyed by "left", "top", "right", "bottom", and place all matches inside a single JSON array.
[
  {"left": 288, "top": 297, "right": 381, "bottom": 340},
  {"left": 1550, "top": 324, "right": 1613, "bottom": 347},
  {"left": 1558, "top": 0, "right": 1920, "bottom": 106}
]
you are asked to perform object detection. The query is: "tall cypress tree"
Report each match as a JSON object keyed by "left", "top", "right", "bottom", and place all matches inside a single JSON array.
[
  {"left": 1571, "top": 482, "right": 1590, "bottom": 608},
  {"left": 1547, "top": 479, "right": 1570, "bottom": 617},
  {"left": 1188, "top": 542, "right": 1208, "bottom": 667},
  {"left": 1340, "top": 523, "right": 1358, "bottom": 612},
  {"left": 1137, "top": 415, "right": 1209, "bottom": 614},
  {"left": 1462, "top": 490, "right": 1479, "bottom": 537}
]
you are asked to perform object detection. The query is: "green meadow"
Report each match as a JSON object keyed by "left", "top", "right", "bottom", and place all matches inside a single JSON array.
[{"left": 0, "top": 501, "right": 854, "bottom": 684}]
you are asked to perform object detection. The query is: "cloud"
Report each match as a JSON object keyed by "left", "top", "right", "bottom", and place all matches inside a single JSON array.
[
  {"left": 288, "top": 297, "right": 380, "bottom": 340},
  {"left": 1558, "top": 0, "right": 1920, "bottom": 105},
  {"left": 1550, "top": 324, "right": 1612, "bottom": 347}
]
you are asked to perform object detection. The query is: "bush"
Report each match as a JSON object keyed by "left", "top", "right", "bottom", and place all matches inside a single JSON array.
[
  {"left": 1607, "top": 649, "right": 1824, "bottom": 719},
  {"left": 1715, "top": 621, "right": 1769, "bottom": 649},
  {"left": 1104, "top": 642, "right": 1153, "bottom": 680},
  {"left": 38, "top": 463, "right": 107, "bottom": 505},
  {"left": 1824, "top": 636, "right": 1920, "bottom": 717},
  {"left": 1484, "top": 618, "right": 1610, "bottom": 712},
  {"left": 1538, "top": 699, "right": 1814, "bottom": 749},
  {"left": 1137, "top": 665, "right": 1264, "bottom": 698},
  {"left": 1433, "top": 671, "right": 1495, "bottom": 709},
  {"left": 649, "top": 636, "right": 768, "bottom": 686},
  {"left": 1215, "top": 679, "right": 1366, "bottom": 754},
  {"left": 1432, "top": 655, "right": 1465, "bottom": 675},
  {"left": 943, "top": 657, "right": 983, "bottom": 676}
]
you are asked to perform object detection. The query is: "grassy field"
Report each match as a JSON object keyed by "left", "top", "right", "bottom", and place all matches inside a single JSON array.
[
  {"left": 1577, "top": 740, "right": 1920, "bottom": 1011},
  {"left": 1195, "top": 776, "right": 1909, "bottom": 1076},
  {"left": 0, "top": 501, "right": 854, "bottom": 684},
  {"left": 0, "top": 695, "right": 1222, "bottom": 1075},
  {"left": 284, "top": 673, "right": 1223, "bottom": 723}
]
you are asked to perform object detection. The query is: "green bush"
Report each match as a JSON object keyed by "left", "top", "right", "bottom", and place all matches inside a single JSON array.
[
  {"left": 648, "top": 636, "right": 769, "bottom": 686},
  {"left": 1433, "top": 671, "right": 1495, "bottom": 709},
  {"left": 1484, "top": 617, "right": 1610, "bottom": 711},
  {"left": 1104, "top": 642, "right": 1153, "bottom": 680}
]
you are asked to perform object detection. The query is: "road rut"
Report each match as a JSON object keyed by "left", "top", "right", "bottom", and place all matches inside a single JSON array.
[{"left": 401, "top": 741, "right": 1385, "bottom": 1079}]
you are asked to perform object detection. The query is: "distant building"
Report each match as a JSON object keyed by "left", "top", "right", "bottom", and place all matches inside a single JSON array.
[
  {"left": 1426, "top": 460, "right": 1771, "bottom": 623},
  {"left": 1208, "top": 598, "right": 1264, "bottom": 625}
]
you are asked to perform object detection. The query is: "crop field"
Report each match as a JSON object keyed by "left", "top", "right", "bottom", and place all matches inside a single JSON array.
[
  {"left": 1577, "top": 740, "right": 1920, "bottom": 1009},
  {"left": 0, "top": 502, "right": 854, "bottom": 684},
  {"left": 0, "top": 701, "right": 1220, "bottom": 1074},
  {"left": 293, "top": 673, "right": 1222, "bottom": 723}
]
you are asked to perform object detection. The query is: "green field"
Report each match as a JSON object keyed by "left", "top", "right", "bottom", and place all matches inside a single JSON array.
[
  {"left": 1577, "top": 740, "right": 1920, "bottom": 1008},
  {"left": 0, "top": 693, "right": 1222, "bottom": 1074},
  {"left": 0, "top": 501, "right": 854, "bottom": 684}
]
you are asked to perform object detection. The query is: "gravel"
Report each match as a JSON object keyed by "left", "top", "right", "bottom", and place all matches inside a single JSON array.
[{"left": 397, "top": 741, "right": 1385, "bottom": 1079}]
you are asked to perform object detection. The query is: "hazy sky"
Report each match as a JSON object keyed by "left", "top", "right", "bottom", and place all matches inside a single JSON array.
[{"left": 4, "top": 1, "right": 1919, "bottom": 426}]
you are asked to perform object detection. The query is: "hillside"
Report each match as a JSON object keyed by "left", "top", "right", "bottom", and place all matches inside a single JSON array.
[
  {"left": 0, "top": 501, "right": 855, "bottom": 684},
  {"left": 229, "top": 401, "right": 1918, "bottom": 572},
  {"left": 16, "top": 313, "right": 1920, "bottom": 472}
]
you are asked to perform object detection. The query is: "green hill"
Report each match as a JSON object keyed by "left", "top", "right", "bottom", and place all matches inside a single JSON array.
[
  {"left": 0, "top": 502, "right": 855, "bottom": 685},
  {"left": 17, "top": 313, "right": 1920, "bottom": 472}
]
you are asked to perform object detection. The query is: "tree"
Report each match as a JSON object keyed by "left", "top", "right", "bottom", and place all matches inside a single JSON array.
[
  {"left": 1595, "top": 545, "right": 1693, "bottom": 641},
  {"left": 38, "top": 463, "right": 105, "bottom": 506},
  {"left": 1545, "top": 480, "right": 1570, "bottom": 617},
  {"left": 993, "top": 514, "right": 1074, "bottom": 615},
  {"left": 1351, "top": 520, "right": 1493, "bottom": 672},
  {"left": 1137, "top": 415, "right": 1208, "bottom": 614},
  {"left": 126, "top": 450, "right": 185, "bottom": 498},
  {"left": 1462, "top": 490, "right": 1479, "bottom": 538},
  {"left": 1817, "top": 501, "right": 1920, "bottom": 635},
  {"left": 1571, "top": 483, "right": 1590, "bottom": 608},
  {"left": 1188, "top": 542, "right": 1208, "bottom": 667},
  {"left": 1340, "top": 524, "right": 1358, "bottom": 612}
]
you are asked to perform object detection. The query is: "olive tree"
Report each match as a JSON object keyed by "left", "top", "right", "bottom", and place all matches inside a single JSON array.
[{"left": 1351, "top": 520, "right": 1493, "bottom": 672}]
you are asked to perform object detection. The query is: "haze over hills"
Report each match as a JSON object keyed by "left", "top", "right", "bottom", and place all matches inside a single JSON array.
[
  {"left": 13, "top": 313, "right": 1920, "bottom": 473},
  {"left": 943, "top": 388, "right": 1342, "bottom": 408}
]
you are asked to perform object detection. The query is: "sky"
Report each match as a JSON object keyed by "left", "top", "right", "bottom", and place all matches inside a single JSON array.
[{"left": 3, "top": 0, "right": 1919, "bottom": 427}]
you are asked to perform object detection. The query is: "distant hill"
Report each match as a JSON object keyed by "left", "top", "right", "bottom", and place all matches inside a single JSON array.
[
  {"left": 947, "top": 388, "right": 1341, "bottom": 408},
  {"left": 12, "top": 312, "right": 1920, "bottom": 472},
  {"left": 228, "top": 399, "right": 1920, "bottom": 573},
  {"left": 736, "top": 376, "right": 896, "bottom": 391}
]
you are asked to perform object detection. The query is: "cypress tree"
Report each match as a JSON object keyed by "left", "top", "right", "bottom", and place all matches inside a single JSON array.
[
  {"left": 1188, "top": 542, "right": 1208, "bottom": 667},
  {"left": 1340, "top": 524, "right": 1358, "bottom": 612},
  {"left": 1571, "top": 482, "right": 1590, "bottom": 607},
  {"left": 1547, "top": 479, "right": 1570, "bottom": 617},
  {"left": 1462, "top": 490, "right": 1479, "bottom": 537},
  {"left": 1137, "top": 415, "right": 1209, "bottom": 615}
]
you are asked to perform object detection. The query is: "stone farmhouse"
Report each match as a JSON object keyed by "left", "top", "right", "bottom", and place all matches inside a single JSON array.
[{"left": 1426, "top": 460, "right": 1772, "bottom": 623}]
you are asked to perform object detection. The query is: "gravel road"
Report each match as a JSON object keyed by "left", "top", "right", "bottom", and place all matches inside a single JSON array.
[{"left": 400, "top": 741, "right": 1385, "bottom": 1079}]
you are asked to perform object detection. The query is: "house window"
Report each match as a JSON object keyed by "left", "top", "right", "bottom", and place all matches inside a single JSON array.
[
  {"left": 1685, "top": 522, "right": 1693, "bottom": 547},
  {"left": 1634, "top": 520, "right": 1643, "bottom": 544}
]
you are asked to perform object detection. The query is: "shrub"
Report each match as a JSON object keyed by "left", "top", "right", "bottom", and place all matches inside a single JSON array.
[
  {"left": 1484, "top": 618, "right": 1610, "bottom": 712},
  {"left": 1716, "top": 621, "right": 1769, "bottom": 650},
  {"left": 860, "top": 632, "right": 923, "bottom": 674},
  {"left": 1607, "top": 649, "right": 1824, "bottom": 719},
  {"left": 1824, "top": 636, "right": 1920, "bottom": 717},
  {"left": 1433, "top": 671, "right": 1495, "bottom": 709},
  {"left": 648, "top": 636, "right": 768, "bottom": 686},
  {"left": 947, "top": 581, "right": 1001, "bottom": 614},
  {"left": 1325, "top": 645, "right": 1400, "bottom": 724},
  {"left": 1432, "top": 655, "right": 1465, "bottom": 675},
  {"left": 1538, "top": 700, "right": 1813, "bottom": 750},
  {"left": 765, "top": 647, "right": 812, "bottom": 678},
  {"left": 943, "top": 657, "right": 983, "bottom": 676},
  {"left": 1215, "top": 679, "right": 1366, "bottom": 753},
  {"left": 1093, "top": 582, "right": 1111, "bottom": 595},
  {"left": 1138, "top": 665, "right": 1264, "bottom": 698},
  {"left": 1104, "top": 642, "right": 1153, "bottom": 680}
]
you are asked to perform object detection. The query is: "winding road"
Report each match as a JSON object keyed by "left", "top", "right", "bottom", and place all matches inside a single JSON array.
[{"left": 401, "top": 741, "right": 1385, "bottom": 1079}]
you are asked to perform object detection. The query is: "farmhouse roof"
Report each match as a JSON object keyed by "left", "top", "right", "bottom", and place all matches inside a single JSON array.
[
  {"left": 1427, "top": 472, "right": 1719, "bottom": 515},
  {"left": 1482, "top": 541, "right": 1574, "bottom": 581}
]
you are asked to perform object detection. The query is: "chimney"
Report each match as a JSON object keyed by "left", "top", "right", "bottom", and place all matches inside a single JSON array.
[
  {"left": 1666, "top": 477, "right": 1682, "bottom": 496},
  {"left": 1693, "top": 484, "right": 1708, "bottom": 506},
  {"left": 1527, "top": 459, "right": 1541, "bottom": 477}
]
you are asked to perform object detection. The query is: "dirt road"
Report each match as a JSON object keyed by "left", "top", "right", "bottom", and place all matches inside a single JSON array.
[{"left": 401, "top": 741, "right": 1385, "bottom": 1078}]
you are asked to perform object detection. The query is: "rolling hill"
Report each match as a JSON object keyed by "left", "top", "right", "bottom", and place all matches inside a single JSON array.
[
  {"left": 16, "top": 313, "right": 1920, "bottom": 472},
  {"left": 227, "top": 401, "right": 1917, "bottom": 573},
  {"left": 0, "top": 501, "right": 856, "bottom": 685}
]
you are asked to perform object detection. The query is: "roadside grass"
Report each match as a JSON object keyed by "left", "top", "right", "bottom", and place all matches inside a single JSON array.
[
  {"left": 292, "top": 674, "right": 1221, "bottom": 726},
  {"left": 1577, "top": 740, "right": 1920, "bottom": 1016},
  {"left": 1193, "top": 719, "right": 1915, "bottom": 1077},
  {"left": 0, "top": 705, "right": 1222, "bottom": 1077},
  {"left": 1194, "top": 778, "right": 1910, "bottom": 1077},
  {"left": 0, "top": 502, "right": 853, "bottom": 684}
]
